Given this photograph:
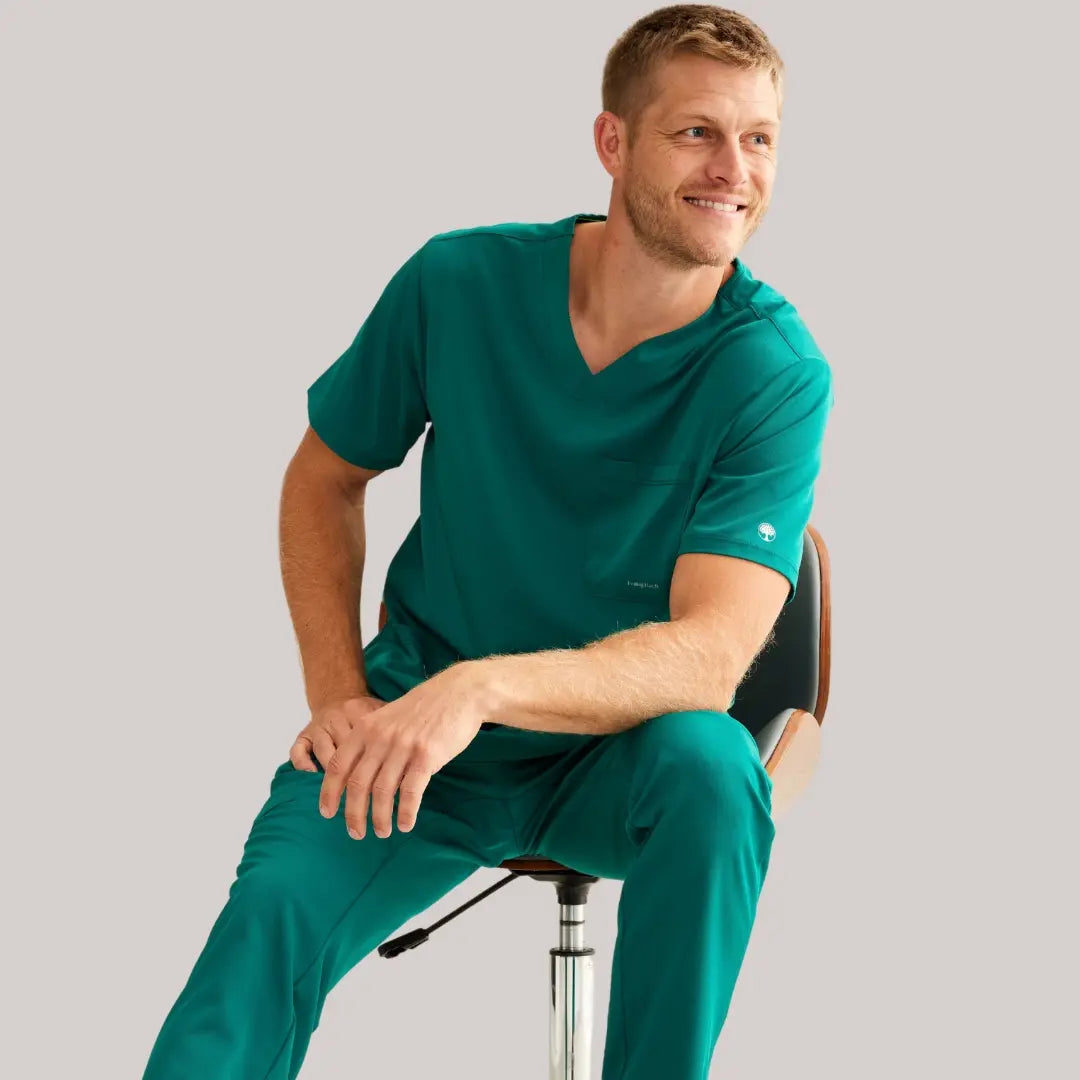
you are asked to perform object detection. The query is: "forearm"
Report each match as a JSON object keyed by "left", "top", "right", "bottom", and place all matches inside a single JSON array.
[
  {"left": 279, "top": 468, "right": 370, "bottom": 711},
  {"left": 479, "top": 616, "right": 737, "bottom": 735}
]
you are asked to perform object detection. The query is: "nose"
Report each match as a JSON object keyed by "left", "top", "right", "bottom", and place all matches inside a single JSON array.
[{"left": 705, "top": 137, "right": 751, "bottom": 190}]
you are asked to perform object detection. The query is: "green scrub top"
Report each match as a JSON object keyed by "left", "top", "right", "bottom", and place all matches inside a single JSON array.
[{"left": 306, "top": 212, "right": 834, "bottom": 696}]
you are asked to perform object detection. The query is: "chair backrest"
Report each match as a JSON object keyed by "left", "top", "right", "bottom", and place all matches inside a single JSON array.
[{"left": 728, "top": 524, "right": 831, "bottom": 737}]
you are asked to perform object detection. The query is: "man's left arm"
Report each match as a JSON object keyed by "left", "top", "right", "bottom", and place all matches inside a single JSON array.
[
  {"left": 476, "top": 356, "right": 833, "bottom": 736},
  {"left": 477, "top": 551, "right": 790, "bottom": 735}
]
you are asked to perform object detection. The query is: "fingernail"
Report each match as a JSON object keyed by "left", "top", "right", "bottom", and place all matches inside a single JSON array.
[{"left": 348, "top": 827, "right": 361, "bottom": 840}]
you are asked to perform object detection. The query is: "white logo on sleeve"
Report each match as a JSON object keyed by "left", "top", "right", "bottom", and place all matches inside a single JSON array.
[{"left": 757, "top": 522, "right": 776, "bottom": 543}]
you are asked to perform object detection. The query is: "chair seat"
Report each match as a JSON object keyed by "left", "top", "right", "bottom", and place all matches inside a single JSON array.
[{"left": 501, "top": 856, "right": 578, "bottom": 874}]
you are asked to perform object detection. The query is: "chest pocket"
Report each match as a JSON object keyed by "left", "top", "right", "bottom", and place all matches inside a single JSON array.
[{"left": 584, "top": 457, "right": 694, "bottom": 605}]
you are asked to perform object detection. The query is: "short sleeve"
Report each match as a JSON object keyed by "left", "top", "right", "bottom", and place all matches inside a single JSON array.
[
  {"left": 306, "top": 243, "right": 430, "bottom": 470},
  {"left": 677, "top": 358, "right": 834, "bottom": 605}
]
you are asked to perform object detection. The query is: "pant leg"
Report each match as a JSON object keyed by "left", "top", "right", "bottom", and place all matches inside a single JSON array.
[
  {"left": 141, "top": 754, "right": 519, "bottom": 1080},
  {"left": 513, "top": 709, "right": 776, "bottom": 1080}
]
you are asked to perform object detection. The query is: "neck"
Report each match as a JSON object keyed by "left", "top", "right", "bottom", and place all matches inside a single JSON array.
[{"left": 570, "top": 214, "right": 733, "bottom": 345}]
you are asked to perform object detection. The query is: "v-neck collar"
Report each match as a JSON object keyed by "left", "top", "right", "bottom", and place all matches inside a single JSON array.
[{"left": 548, "top": 212, "right": 750, "bottom": 395}]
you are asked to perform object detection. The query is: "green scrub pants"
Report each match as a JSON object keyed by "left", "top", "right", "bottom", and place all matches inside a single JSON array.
[{"left": 141, "top": 708, "right": 775, "bottom": 1080}]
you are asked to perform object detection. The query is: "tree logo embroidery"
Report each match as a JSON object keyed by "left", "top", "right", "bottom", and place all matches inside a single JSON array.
[{"left": 757, "top": 522, "right": 776, "bottom": 543}]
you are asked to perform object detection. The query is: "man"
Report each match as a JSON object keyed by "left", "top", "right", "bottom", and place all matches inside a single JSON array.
[{"left": 142, "top": 6, "right": 833, "bottom": 1079}]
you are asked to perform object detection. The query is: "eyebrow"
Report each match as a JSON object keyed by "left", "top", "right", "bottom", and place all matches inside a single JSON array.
[{"left": 675, "top": 113, "right": 780, "bottom": 129}]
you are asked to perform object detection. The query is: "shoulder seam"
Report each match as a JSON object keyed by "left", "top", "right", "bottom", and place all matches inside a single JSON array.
[{"left": 720, "top": 291, "right": 823, "bottom": 366}]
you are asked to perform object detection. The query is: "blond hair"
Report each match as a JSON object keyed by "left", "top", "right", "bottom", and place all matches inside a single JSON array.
[{"left": 602, "top": 5, "right": 785, "bottom": 146}]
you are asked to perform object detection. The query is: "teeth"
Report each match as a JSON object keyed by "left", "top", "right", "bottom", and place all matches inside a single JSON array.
[{"left": 686, "top": 198, "right": 741, "bottom": 212}]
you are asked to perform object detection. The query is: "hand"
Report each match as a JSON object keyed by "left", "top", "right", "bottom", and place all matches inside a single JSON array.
[
  {"left": 290, "top": 693, "right": 388, "bottom": 773},
  {"left": 318, "top": 661, "right": 495, "bottom": 839}
]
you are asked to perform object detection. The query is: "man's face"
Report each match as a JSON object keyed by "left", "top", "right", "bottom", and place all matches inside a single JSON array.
[{"left": 614, "top": 54, "right": 780, "bottom": 271}]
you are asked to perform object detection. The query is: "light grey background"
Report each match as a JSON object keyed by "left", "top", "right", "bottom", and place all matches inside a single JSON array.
[{"left": 1, "top": 0, "right": 1075, "bottom": 1076}]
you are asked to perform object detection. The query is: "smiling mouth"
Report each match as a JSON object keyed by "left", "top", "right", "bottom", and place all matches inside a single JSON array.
[{"left": 683, "top": 197, "right": 746, "bottom": 214}]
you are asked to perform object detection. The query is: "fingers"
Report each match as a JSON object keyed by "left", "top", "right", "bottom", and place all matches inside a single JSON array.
[
  {"left": 289, "top": 735, "right": 318, "bottom": 772},
  {"left": 316, "top": 709, "right": 435, "bottom": 839},
  {"left": 339, "top": 741, "right": 404, "bottom": 840},
  {"left": 318, "top": 736, "right": 361, "bottom": 821},
  {"left": 396, "top": 763, "right": 432, "bottom": 833},
  {"left": 367, "top": 745, "right": 415, "bottom": 838},
  {"left": 311, "top": 730, "right": 337, "bottom": 774},
  {"left": 293, "top": 708, "right": 353, "bottom": 774},
  {"left": 324, "top": 740, "right": 430, "bottom": 840}
]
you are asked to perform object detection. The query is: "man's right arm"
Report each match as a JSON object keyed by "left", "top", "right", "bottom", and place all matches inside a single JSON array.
[{"left": 279, "top": 424, "right": 385, "bottom": 712}]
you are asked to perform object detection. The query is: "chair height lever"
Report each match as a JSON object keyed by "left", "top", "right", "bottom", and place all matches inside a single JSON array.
[{"left": 377, "top": 870, "right": 523, "bottom": 958}]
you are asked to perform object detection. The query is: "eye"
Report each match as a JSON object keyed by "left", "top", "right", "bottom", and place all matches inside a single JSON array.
[{"left": 682, "top": 127, "right": 772, "bottom": 145}]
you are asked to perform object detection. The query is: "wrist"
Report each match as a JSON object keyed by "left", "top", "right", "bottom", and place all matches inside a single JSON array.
[
  {"left": 307, "top": 683, "right": 369, "bottom": 713},
  {"left": 464, "top": 656, "right": 517, "bottom": 726}
]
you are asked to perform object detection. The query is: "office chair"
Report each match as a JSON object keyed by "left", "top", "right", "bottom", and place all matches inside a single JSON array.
[{"left": 376, "top": 523, "right": 832, "bottom": 1079}]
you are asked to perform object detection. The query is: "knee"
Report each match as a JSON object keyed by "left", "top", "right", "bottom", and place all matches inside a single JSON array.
[{"left": 628, "top": 709, "right": 773, "bottom": 828}]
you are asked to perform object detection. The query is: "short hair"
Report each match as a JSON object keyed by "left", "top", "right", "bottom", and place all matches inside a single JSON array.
[{"left": 602, "top": 5, "right": 785, "bottom": 146}]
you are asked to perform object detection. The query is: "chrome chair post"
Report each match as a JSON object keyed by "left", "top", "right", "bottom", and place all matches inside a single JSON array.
[{"left": 549, "top": 895, "right": 596, "bottom": 1079}]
